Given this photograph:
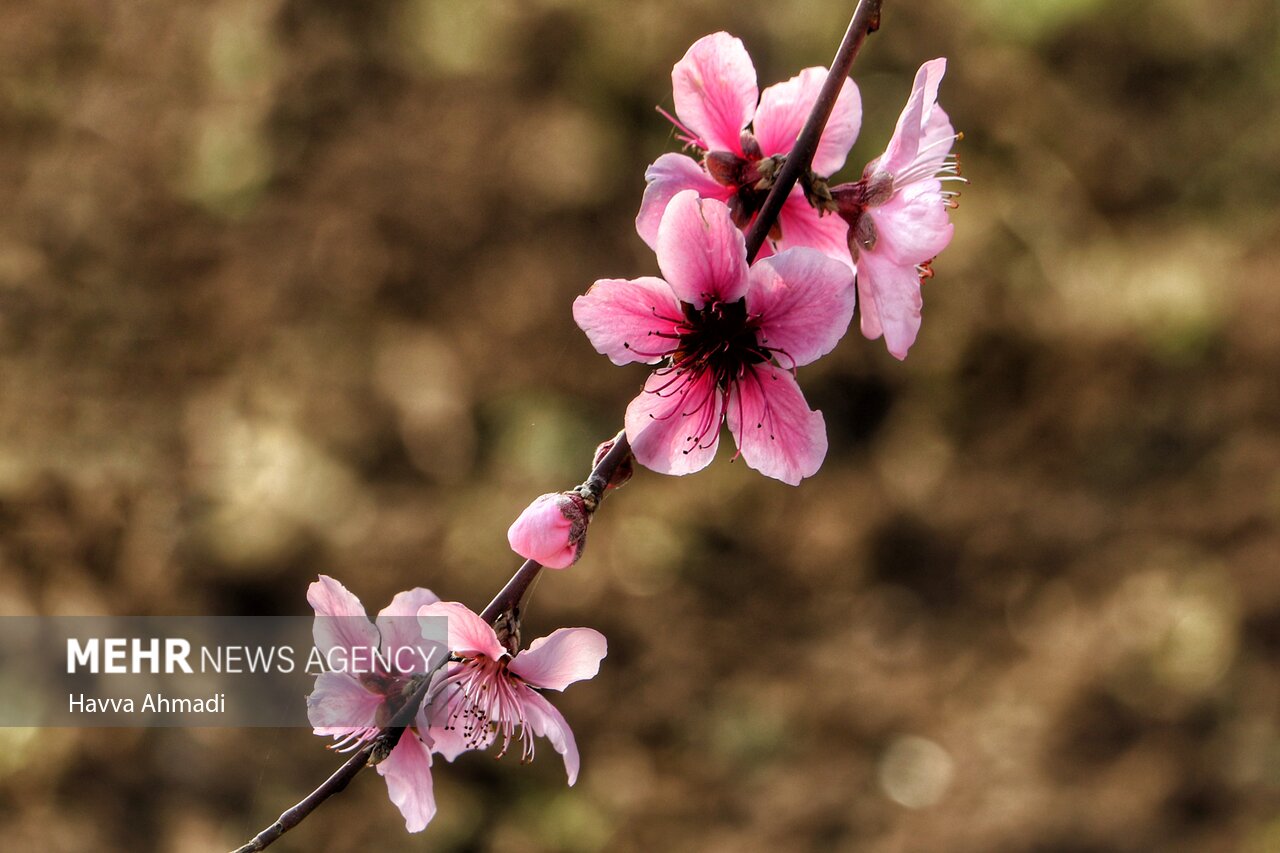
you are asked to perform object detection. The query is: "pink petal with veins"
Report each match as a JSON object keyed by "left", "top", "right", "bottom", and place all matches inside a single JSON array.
[
  {"left": 878, "top": 58, "right": 949, "bottom": 178},
  {"left": 754, "top": 67, "right": 861, "bottom": 176},
  {"left": 774, "top": 189, "right": 854, "bottom": 269},
  {"left": 855, "top": 248, "right": 925, "bottom": 360},
  {"left": 376, "top": 732, "right": 437, "bottom": 833},
  {"left": 746, "top": 248, "right": 856, "bottom": 368},
  {"left": 573, "top": 276, "right": 682, "bottom": 366},
  {"left": 656, "top": 191, "right": 749, "bottom": 307},
  {"left": 520, "top": 685, "right": 582, "bottom": 785},
  {"left": 509, "top": 627, "right": 607, "bottom": 691},
  {"left": 418, "top": 602, "right": 505, "bottom": 661},
  {"left": 625, "top": 367, "right": 724, "bottom": 477},
  {"left": 307, "top": 671, "right": 381, "bottom": 736},
  {"left": 307, "top": 575, "right": 379, "bottom": 659},
  {"left": 636, "top": 153, "right": 733, "bottom": 250},
  {"left": 726, "top": 365, "right": 827, "bottom": 486},
  {"left": 671, "top": 32, "right": 758, "bottom": 154},
  {"left": 375, "top": 587, "right": 441, "bottom": 674},
  {"left": 866, "top": 179, "right": 954, "bottom": 266}
]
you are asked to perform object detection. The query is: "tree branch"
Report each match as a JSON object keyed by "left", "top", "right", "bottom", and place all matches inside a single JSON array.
[
  {"left": 229, "top": 662, "right": 442, "bottom": 852},
  {"left": 742, "top": 0, "right": 882, "bottom": 263},
  {"left": 229, "top": 3, "right": 885, "bottom": 846},
  {"left": 479, "top": 428, "right": 631, "bottom": 625}
]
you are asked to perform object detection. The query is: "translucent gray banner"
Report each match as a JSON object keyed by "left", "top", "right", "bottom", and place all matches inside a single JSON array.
[{"left": 0, "top": 616, "right": 448, "bottom": 727}]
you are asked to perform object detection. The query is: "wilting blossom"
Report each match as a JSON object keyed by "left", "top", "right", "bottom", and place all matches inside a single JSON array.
[
  {"left": 637, "top": 31, "right": 861, "bottom": 266},
  {"left": 306, "top": 576, "right": 445, "bottom": 832},
  {"left": 575, "top": 190, "right": 855, "bottom": 486},
  {"left": 508, "top": 492, "right": 591, "bottom": 569},
  {"left": 830, "top": 58, "right": 961, "bottom": 359},
  {"left": 418, "top": 602, "right": 606, "bottom": 784}
]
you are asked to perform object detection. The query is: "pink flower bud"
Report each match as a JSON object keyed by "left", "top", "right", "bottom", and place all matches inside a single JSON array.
[{"left": 507, "top": 492, "right": 590, "bottom": 569}]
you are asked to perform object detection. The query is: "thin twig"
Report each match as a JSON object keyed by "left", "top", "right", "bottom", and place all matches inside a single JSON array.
[
  {"left": 229, "top": 661, "right": 443, "bottom": 852},
  {"left": 742, "top": 0, "right": 883, "bottom": 263},
  {"left": 479, "top": 428, "right": 631, "bottom": 625},
  {"left": 230, "top": 749, "right": 371, "bottom": 853}
]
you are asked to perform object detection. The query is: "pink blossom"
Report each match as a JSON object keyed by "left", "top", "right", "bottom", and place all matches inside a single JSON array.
[
  {"left": 418, "top": 601, "right": 606, "bottom": 784},
  {"left": 507, "top": 492, "right": 590, "bottom": 569},
  {"left": 306, "top": 576, "right": 443, "bottom": 832},
  {"left": 831, "top": 58, "right": 962, "bottom": 360},
  {"left": 637, "top": 32, "right": 861, "bottom": 267},
  {"left": 575, "top": 189, "right": 855, "bottom": 486}
]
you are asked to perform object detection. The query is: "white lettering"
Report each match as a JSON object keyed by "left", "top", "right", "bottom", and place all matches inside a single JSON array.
[
  {"left": 67, "top": 639, "right": 98, "bottom": 673},
  {"left": 134, "top": 638, "right": 159, "bottom": 671},
  {"left": 166, "top": 639, "right": 193, "bottom": 673},
  {"left": 141, "top": 692, "right": 225, "bottom": 714},
  {"left": 103, "top": 638, "right": 128, "bottom": 673},
  {"left": 243, "top": 646, "right": 276, "bottom": 673},
  {"left": 305, "top": 646, "right": 326, "bottom": 673},
  {"left": 223, "top": 646, "right": 244, "bottom": 673},
  {"left": 68, "top": 693, "right": 134, "bottom": 713}
]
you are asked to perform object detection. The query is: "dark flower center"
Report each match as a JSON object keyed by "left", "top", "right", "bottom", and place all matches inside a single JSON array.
[
  {"left": 703, "top": 131, "right": 784, "bottom": 236},
  {"left": 672, "top": 298, "right": 768, "bottom": 385},
  {"left": 638, "top": 297, "right": 794, "bottom": 455}
]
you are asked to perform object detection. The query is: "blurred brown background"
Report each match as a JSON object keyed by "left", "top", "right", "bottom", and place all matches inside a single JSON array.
[{"left": 1, "top": 0, "right": 1278, "bottom": 850}]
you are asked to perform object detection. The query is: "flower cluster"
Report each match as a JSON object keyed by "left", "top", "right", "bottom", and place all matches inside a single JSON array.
[
  {"left": 307, "top": 577, "right": 606, "bottom": 832},
  {"left": 577, "top": 32, "right": 961, "bottom": 491},
  {"left": 298, "top": 26, "right": 960, "bottom": 841},
  {"left": 637, "top": 33, "right": 863, "bottom": 264},
  {"left": 637, "top": 33, "right": 961, "bottom": 358}
]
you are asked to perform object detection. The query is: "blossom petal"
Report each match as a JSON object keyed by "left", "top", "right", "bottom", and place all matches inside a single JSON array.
[
  {"left": 376, "top": 732, "right": 437, "bottom": 833},
  {"left": 867, "top": 179, "right": 954, "bottom": 265},
  {"left": 509, "top": 627, "right": 607, "bottom": 692},
  {"left": 746, "top": 248, "right": 856, "bottom": 368},
  {"left": 636, "top": 153, "right": 733, "bottom": 250},
  {"left": 911, "top": 102, "right": 956, "bottom": 183},
  {"left": 625, "top": 368, "right": 723, "bottom": 477},
  {"left": 519, "top": 685, "right": 581, "bottom": 785},
  {"left": 671, "top": 32, "right": 757, "bottom": 154},
  {"left": 774, "top": 189, "right": 854, "bottom": 269},
  {"left": 754, "top": 68, "right": 862, "bottom": 176},
  {"left": 726, "top": 365, "right": 827, "bottom": 486},
  {"left": 572, "top": 277, "right": 683, "bottom": 366},
  {"left": 418, "top": 602, "right": 505, "bottom": 661},
  {"left": 375, "top": 588, "right": 443, "bottom": 676},
  {"left": 656, "top": 190, "right": 748, "bottom": 307},
  {"left": 425, "top": 720, "right": 475, "bottom": 762},
  {"left": 879, "top": 58, "right": 948, "bottom": 178},
  {"left": 422, "top": 677, "right": 494, "bottom": 760},
  {"left": 421, "top": 678, "right": 493, "bottom": 760},
  {"left": 307, "top": 671, "right": 380, "bottom": 736},
  {"left": 856, "top": 248, "right": 924, "bottom": 360},
  {"left": 307, "top": 575, "right": 379, "bottom": 660}
]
